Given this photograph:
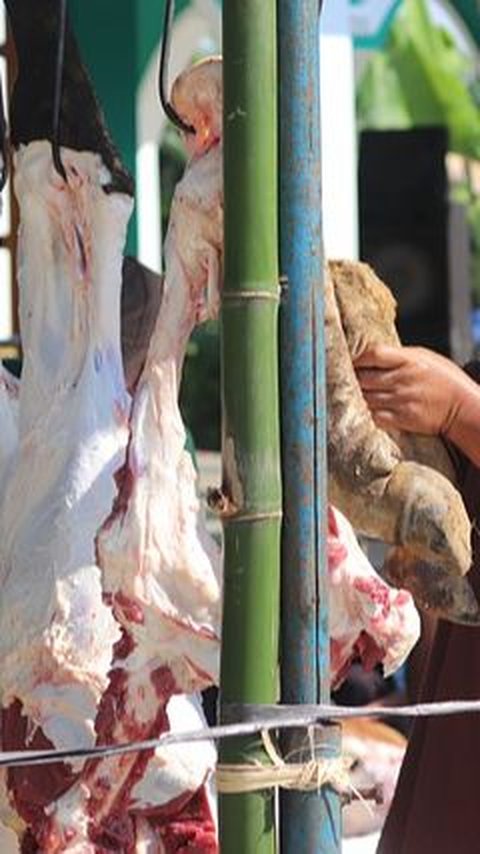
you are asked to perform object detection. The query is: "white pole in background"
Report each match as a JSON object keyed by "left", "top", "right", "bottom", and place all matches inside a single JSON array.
[
  {"left": 320, "top": 0, "right": 359, "bottom": 261},
  {"left": 136, "top": 0, "right": 220, "bottom": 274}
]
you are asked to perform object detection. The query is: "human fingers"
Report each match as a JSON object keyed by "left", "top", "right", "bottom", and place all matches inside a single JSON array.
[
  {"left": 353, "top": 344, "right": 405, "bottom": 370},
  {"left": 369, "top": 397, "right": 438, "bottom": 435},
  {"left": 356, "top": 367, "right": 402, "bottom": 392},
  {"left": 362, "top": 390, "right": 396, "bottom": 410},
  {"left": 370, "top": 409, "right": 402, "bottom": 431}
]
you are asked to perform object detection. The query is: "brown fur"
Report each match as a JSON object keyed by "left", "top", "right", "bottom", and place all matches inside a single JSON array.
[{"left": 326, "top": 260, "right": 477, "bottom": 623}]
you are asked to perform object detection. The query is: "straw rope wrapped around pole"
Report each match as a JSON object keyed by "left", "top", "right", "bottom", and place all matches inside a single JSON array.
[{"left": 219, "top": 0, "right": 282, "bottom": 851}]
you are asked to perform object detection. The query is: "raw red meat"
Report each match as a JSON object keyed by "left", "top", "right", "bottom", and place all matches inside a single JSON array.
[
  {"left": 328, "top": 505, "right": 420, "bottom": 689},
  {"left": 0, "top": 142, "right": 131, "bottom": 848}
]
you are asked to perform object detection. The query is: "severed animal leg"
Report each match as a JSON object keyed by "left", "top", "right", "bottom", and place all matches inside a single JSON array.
[
  {"left": 329, "top": 259, "right": 456, "bottom": 479},
  {"left": 327, "top": 259, "right": 478, "bottom": 622},
  {"left": 325, "top": 262, "right": 471, "bottom": 577}
]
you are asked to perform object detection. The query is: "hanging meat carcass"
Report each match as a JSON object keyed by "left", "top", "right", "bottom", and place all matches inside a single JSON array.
[
  {"left": 0, "top": 2, "right": 222, "bottom": 848},
  {"left": 45, "top": 56, "right": 223, "bottom": 853},
  {"left": 0, "top": 140, "right": 133, "bottom": 848}
]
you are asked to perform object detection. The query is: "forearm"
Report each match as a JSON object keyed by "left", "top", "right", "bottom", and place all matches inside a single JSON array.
[{"left": 444, "top": 379, "right": 480, "bottom": 468}]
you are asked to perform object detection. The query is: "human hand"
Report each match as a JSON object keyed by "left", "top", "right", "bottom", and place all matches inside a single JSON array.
[{"left": 354, "top": 344, "right": 476, "bottom": 438}]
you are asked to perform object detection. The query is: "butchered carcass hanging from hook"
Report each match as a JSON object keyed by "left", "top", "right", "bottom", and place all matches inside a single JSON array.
[
  {"left": 0, "top": 4, "right": 222, "bottom": 850},
  {"left": 4, "top": 0, "right": 165, "bottom": 389}
]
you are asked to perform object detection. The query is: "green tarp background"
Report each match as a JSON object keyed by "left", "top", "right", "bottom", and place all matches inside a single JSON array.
[
  {"left": 67, "top": 0, "right": 480, "bottom": 256},
  {"left": 68, "top": 0, "right": 193, "bottom": 253}
]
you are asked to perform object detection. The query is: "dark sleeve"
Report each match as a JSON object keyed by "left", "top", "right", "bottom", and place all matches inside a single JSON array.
[{"left": 443, "top": 360, "right": 480, "bottom": 495}]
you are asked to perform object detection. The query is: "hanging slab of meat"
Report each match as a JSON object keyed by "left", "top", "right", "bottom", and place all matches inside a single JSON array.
[
  {"left": 1, "top": 0, "right": 221, "bottom": 846},
  {"left": 42, "top": 58, "right": 223, "bottom": 853},
  {"left": 328, "top": 505, "right": 420, "bottom": 689},
  {"left": 0, "top": 141, "right": 131, "bottom": 846},
  {"left": 326, "top": 259, "right": 478, "bottom": 623}
]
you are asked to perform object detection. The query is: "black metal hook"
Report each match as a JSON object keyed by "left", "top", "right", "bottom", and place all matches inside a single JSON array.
[
  {"left": 0, "top": 71, "right": 8, "bottom": 193},
  {"left": 52, "top": 0, "right": 68, "bottom": 181},
  {"left": 159, "top": 0, "right": 195, "bottom": 136}
]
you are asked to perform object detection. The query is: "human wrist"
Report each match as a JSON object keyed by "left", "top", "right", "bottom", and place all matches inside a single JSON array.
[{"left": 442, "top": 377, "right": 480, "bottom": 463}]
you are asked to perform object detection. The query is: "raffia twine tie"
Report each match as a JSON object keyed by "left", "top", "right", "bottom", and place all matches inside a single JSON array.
[{"left": 216, "top": 729, "right": 353, "bottom": 795}]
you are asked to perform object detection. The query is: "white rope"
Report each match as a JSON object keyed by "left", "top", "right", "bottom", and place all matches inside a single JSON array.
[{"left": 216, "top": 730, "right": 353, "bottom": 794}]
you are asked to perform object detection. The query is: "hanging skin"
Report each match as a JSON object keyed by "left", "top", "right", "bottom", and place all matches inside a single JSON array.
[
  {"left": 0, "top": 3, "right": 222, "bottom": 849},
  {"left": 44, "top": 58, "right": 223, "bottom": 852}
]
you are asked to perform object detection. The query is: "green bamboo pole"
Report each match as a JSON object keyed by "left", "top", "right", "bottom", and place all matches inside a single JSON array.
[{"left": 219, "top": 0, "right": 281, "bottom": 852}]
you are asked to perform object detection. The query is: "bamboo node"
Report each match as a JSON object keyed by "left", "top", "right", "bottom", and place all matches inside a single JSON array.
[
  {"left": 207, "top": 488, "right": 282, "bottom": 523},
  {"left": 222, "top": 288, "right": 281, "bottom": 304},
  {"left": 222, "top": 510, "right": 283, "bottom": 525}
]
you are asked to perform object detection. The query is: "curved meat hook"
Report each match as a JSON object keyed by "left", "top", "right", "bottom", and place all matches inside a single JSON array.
[
  {"left": 159, "top": 0, "right": 195, "bottom": 136},
  {"left": 0, "top": 72, "right": 8, "bottom": 192},
  {"left": 52, "top": 0, "right": 68, "bottom": 182}
]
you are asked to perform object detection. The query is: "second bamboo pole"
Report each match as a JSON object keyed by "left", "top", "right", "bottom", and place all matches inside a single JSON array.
[{"left": 219, "top": 1, "right": 281, "bottom": 852}]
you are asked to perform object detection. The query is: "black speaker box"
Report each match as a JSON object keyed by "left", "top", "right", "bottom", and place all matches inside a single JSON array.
[{"left": 359, "top": 127, "right": 457, "bottom": 356}]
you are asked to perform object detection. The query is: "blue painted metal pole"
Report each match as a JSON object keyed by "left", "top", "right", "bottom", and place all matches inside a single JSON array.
[{"left": 279, "top": 0, "right": 342, "bottom": 850}]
